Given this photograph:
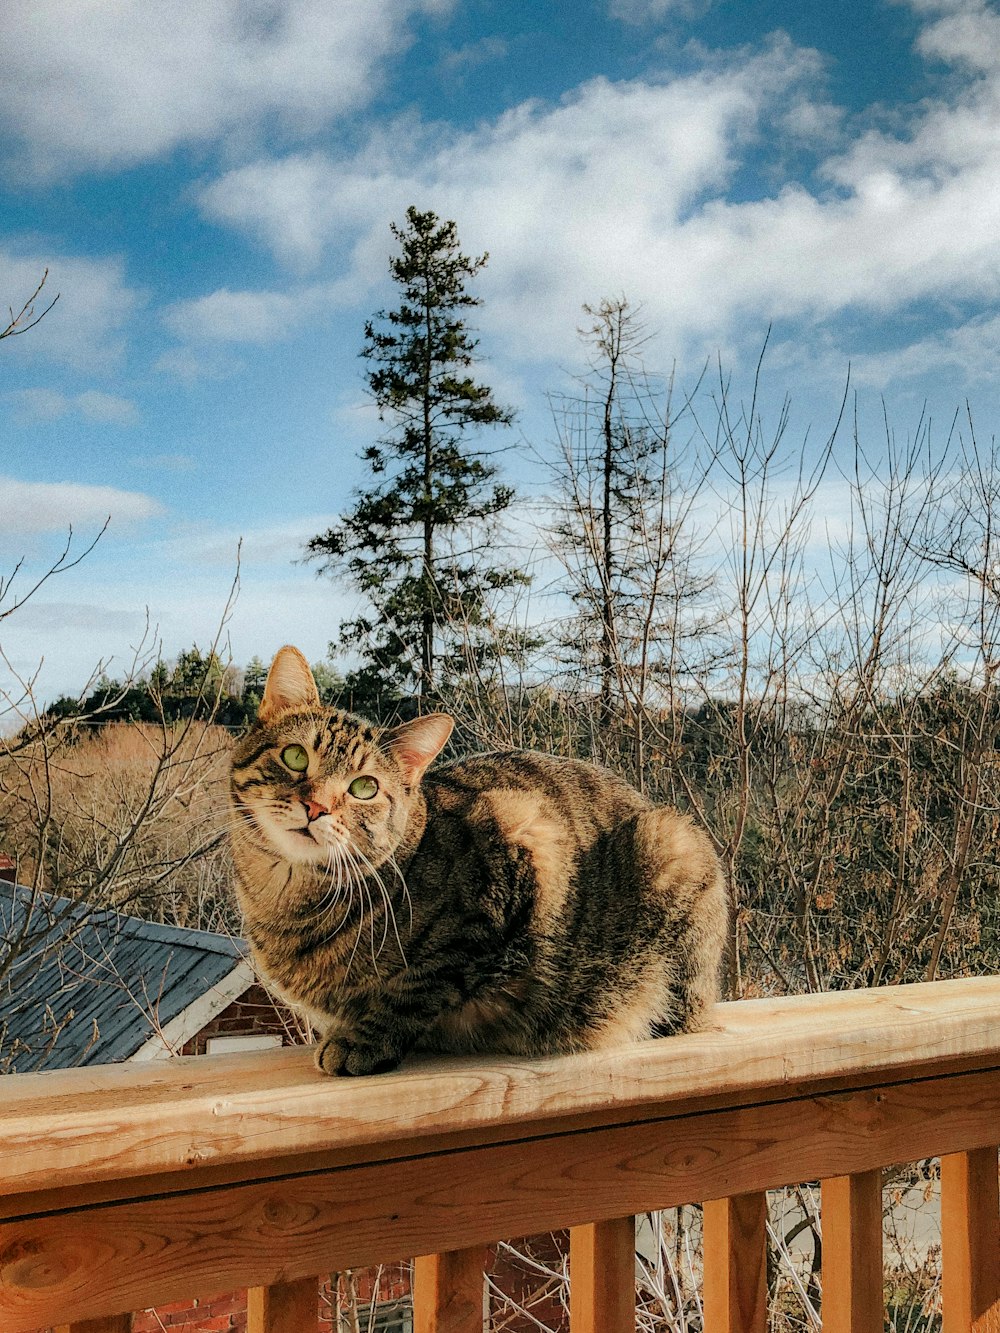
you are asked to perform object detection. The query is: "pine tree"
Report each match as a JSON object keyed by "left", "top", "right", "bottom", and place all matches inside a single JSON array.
[{"left": 307, "top": 207, "right": 523, "bottom": 705}]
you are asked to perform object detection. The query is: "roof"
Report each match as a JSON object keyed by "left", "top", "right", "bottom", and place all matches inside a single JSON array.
[{"left": 0, "top": 883, "right": 252, "bottom": 1072}]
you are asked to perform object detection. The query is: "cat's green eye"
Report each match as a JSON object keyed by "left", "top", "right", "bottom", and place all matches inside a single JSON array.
[
  {"left": 280, "top": 744, "right": 309, "bottom": 773},
  {"left": 348, "top": 775, "right": 379, "bottom": 800}
]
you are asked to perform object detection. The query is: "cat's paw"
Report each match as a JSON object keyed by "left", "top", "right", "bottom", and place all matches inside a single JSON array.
[{"left": 315, "top": 1035, "right": 400, "bottom": 1077}]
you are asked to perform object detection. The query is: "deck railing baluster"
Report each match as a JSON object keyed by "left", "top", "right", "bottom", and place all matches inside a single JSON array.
[
  {"left": 247, "top": 1276, "right": 320, "bottom": 1333},
  {"left": 941, "top": 1147, "right": 1000, "bottom": 1333},
  {"left": 569, "top": 1216, "right": 636, "bottom": 1332},
  {"left": 703, "top": 1192, "right": 768, "bottom": 1333},
  {"left": 820, "top": 1171, "right": 883, "bottom": 1333},
  {"left": 413, "top": 1247, "right": 489, "bottom": 1332}
]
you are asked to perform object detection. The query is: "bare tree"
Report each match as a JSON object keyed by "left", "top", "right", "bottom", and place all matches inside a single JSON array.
[
  {"left": 546, "top": 298, "right": 718, "bottom": 784},
  {"left": 0, "top": 553, "right": 243, "bottom": 1070},
  {"left": 0, "top": 268, "right": 59, "bottom": 343},
  {"left": 914, "top": 417, "right": 1000, "bottom": 980}
]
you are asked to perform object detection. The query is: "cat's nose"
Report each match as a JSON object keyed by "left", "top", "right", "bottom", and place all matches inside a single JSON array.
[{"left": 304, "top": 798, "right": 330, "bottom": 822}]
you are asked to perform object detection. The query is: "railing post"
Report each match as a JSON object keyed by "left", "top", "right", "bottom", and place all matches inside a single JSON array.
[
  {"left": 820, "top": 1171, "right": 883, "bottom": 1333},
  {"left": 942, "top": 1148, "right": 1000, "bottom": 1333},
  {"left": 703, "top": 1193, "right": 768, "bottom": 1333},
  {"left": 54, "top": 1319, "right": 132, "bottom": 1333},
  {"left": 569, "top": 1216, "right": 636, "bottom": 1333},
  {"left": 247, "top": 1276, "right": 318, "bottom": 1333},
  {"left": 413, "top": 1248, "right": 489, "bottom": 1333}
]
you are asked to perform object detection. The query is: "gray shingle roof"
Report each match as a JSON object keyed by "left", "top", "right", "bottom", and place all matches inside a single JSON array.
[{"left": 0, "top": 883, "right": 248, "bottom": 1072}]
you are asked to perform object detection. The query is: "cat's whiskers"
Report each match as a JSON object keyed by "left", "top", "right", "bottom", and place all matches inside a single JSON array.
[
  {"left": 343, "top": 870, "right": 369, "bottom": 980},
  {"left": 343, "top": 848, "right": 381, "bottom": 975},
  {"left": 381, "top": 849, "right": 414, "bottom": 933},
  {"left": 309, "top": 836, "right": 368, "bottom": 977},
  {"left": 307, "top": 849, "right": 342, "bottom": 921},
  {"left": 313, "top": 844, "right": 359, "bottom": 923},
  {"left": 349, "top": 841, "right": 408, "bottom": 965}
]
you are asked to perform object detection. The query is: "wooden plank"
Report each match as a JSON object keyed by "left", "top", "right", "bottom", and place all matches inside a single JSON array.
[
  {"left": 413, "top": 1248, "right": 488, "bottom": 1333},
  {"left": 4, "top": 1066, "right": 1000, "bottom": 1332},
  {"left": 5, "top": 978, "right": 1000, "bottom": 1201},
  {"left": 569, "top": 1217, "right": 635, "bottom": 1333},
  {"left": 247, "top": 1276, "right": 318, "bottom": 1333},
  {"left": 821, "top": 1171, "right": 883, "bottom": 1333},
  {"left": 941, "top": 1148, "right": 1000, "bottom": 1333},
  {"left": 53, "top": 1318, "right": 131, "bottom": 1333},
  {"left": 703, "top": 1193, "right": 767, "bottom": 1333}
]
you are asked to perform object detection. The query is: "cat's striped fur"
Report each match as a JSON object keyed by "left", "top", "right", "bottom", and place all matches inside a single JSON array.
[{"left": 229, "top": 646, "right": 727, "bottom": 1076}]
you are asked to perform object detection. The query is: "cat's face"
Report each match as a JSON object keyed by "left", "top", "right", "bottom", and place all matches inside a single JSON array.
[{"left": 230, "top": 646, "right": 452, "bottom": 874}]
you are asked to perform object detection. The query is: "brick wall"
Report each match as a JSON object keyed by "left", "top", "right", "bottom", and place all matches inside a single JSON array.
[
  {"left": 179, "top": 983, "right": 305, "bottom": 1055},
  {"left": 116, "top": 1240, "right": 566, "bottom": 1332},
  {"left": 128, "top": 1267, "right": 413, "bottom": 1333},
  {"left": 133, "top": 1290, "right": 250, "bottom": 1333}
]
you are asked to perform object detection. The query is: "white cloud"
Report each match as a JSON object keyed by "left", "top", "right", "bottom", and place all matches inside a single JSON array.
[
  {"left": 194, "top": 43, "right": 822, "bottom": 348},
  {"left": 162, "top": 285, "right": 323, "bottom": 343},
  {"left": 609, "top": 0, "right": 707, "bottom": 20},
  {"left": 439, "top": 36, "right": 509, "bottom": 75},
  {"left": 6, "top": 601, "right": 147, "bottom": 634},
  {"left": 0, "top": 476, "right": 163, "bottom": 536},
  {"left": 839, "top": 312, "right": 1000, "bottom": 390},
  {"left": 0, "top": 0, "right": 451, "bottom": 176},
  {"left": 199, "top": 43, "right": 809, "bottom": 269},
  {"left": 915, "top": 0, "right": 1000, "bottom": 71},
  {"left": 77, "top": 390, "right": 140, "bottom": 424},
  {"left": 198, "top": 153, "right": 346, "bottom": 270},
  {"left": 165, "top": 513, "right": 339, "bottom": 568},
  {"left": 192, "top": 10, "right": 1000, "bottom": 376},
  {"left": 10, "top": 388, "right": 140, "bottom": 426},
  {"left": 153, "top": 345, "right": 240, "bottom": 381},
  {"left": 0, "top": 250, "right": 139, "bottom": 370},
  {"left": 7, "top": 389, "right": 67, "bottom": 422}
]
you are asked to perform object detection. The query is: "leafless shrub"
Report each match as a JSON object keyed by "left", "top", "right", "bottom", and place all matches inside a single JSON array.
[{"left": 0, "top": 718, "right": 236, "bottom": 929}]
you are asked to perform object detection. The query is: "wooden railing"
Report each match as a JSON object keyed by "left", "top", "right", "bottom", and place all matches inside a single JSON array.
[{"left": 2, "top": 978, "right": 1000, "bottom": 1333}]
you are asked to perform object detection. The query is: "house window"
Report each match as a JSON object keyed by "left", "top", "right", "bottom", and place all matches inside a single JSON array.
[
  {"left": 204, "top": 1034, "right": 283, "bottom": 1054},
  {"left": 362, "top": 1298, "right": 412, "bottom": 1333}
]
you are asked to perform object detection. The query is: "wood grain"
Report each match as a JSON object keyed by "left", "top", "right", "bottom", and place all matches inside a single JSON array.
[
  {"left": 3, "top": 1067, "right": 999, "bottom": 1333},
  {"left": 821, "top": 1172, "right": 883, "bottom": 1333},
  {"left": 4, "top": 978, "right": 1000, "bottom": 1202},
  {"left": 413, "top": 1248, "right": 488, "bottom": 1332},
  {"left": 942, "top": 1148, "right": 1000, "bottom": 1333},
  {"left": 247, "top": 1276, "right": 318, "bottom": 1333},
  {"left": 703, "top": 1193, "right": 767, "bottom": 1333},
  {"left": 569, "top": 1217, "right": 635, "bottom": 1333}
]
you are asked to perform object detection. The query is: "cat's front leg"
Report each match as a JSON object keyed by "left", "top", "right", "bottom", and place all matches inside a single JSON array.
[
  {"left": 316, "top": 1030, "right": 403, "bottom": 1077},
  {"left": 314, "top": 1002, "right": 420, "bottom": 1076},
  {"left": 314, "top": 982, "right": 452, "bottom": 1076}
]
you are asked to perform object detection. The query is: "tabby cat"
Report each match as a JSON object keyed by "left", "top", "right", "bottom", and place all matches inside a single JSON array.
[{"left": 229, "top": 645, "right": 727, "bottom": 1076}]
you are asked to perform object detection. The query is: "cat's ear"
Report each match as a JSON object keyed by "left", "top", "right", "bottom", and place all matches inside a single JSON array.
[
  {"left": 382, "top": 713, "right": 454, "bottom": 784},
  {"left": 258, "top": 646, "right": 320, "bottom": 723}
]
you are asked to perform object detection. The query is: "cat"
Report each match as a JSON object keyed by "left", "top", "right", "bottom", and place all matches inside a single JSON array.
[{"left": 229, "top": 645, "right": 727, "bottom": 1076}]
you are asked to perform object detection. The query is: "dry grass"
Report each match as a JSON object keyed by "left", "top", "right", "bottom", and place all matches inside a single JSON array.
[{"left": 0, "top": 719, "right": 238, "bottom": 933}]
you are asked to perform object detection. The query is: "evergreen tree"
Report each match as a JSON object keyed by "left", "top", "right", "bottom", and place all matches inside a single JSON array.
[
  {"left": 310, "top": 660, "right": 345, "bottom": 705},
  {"left": 149, "top": 660, "right": 170, "bottom": 697},
  {"left": 241, "top": 655, "right": 268, "bottom": 713},
  {"left": 306, "top": 207, "right": 523, "bottom": 705}
]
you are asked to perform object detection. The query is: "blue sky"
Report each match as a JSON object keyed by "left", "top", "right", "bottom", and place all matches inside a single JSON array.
[{"left": 2, "top": 0, "right": 1000, "bottom": 706}]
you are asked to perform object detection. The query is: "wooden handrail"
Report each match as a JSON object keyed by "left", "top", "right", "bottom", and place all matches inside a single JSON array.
[{"left": 2, "top": 978, "right": 999, "bottom": 1332}]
